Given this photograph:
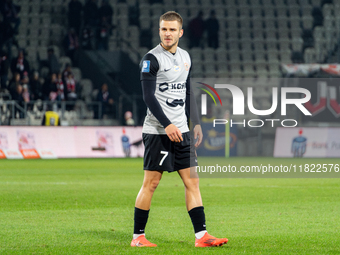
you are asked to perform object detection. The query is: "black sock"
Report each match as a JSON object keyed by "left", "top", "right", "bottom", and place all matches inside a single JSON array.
[
  {"left": 134, "top": 207, "right": 149, "bottom": 235},
  {"left": 188, "top": 206, "right": 206, "bottom": 233}
]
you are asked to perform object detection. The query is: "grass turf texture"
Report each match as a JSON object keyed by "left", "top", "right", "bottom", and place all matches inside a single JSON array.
[{"left": 0, "top": 158, "right": 339, "bottom": 254}]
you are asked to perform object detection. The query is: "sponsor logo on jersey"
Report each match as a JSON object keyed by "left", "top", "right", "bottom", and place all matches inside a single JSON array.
[
  {"left": 142, "top": 60, "right": 150, "bottom": 73},
  {"left": 159, "top": 82, "right": 186, "bottom": 92},
  {"left": 159, "top": 82, "right": 168, "bottom": 92},
  {"left": 170, "top": 83, "right": 185, "bottom": 89},
  {"left": 166, "top": 99, "right": 185, "bottom": 107}
]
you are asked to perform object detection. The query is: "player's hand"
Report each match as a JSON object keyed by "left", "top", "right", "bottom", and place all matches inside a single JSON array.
[
  {"left": 165, "top": 124, "right": 183, "bottom": 143},
  {"left": 194, "top": 124, "right": 203, "bottom": 147}
]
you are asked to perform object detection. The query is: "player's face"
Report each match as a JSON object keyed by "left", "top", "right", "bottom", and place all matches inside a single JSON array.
[{"left": 159, "top": 20, "right": 183, "bottom": 53}]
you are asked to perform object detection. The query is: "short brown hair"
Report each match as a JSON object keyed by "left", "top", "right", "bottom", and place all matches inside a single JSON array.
[{"left": 159, "top": 11, "right": 183, "bottom": 28}]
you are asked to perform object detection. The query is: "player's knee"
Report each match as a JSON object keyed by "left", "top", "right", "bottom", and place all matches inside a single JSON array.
[
  {"left": 145, "top": 179, "right": 160, "bottom": 193},
  {"left": 150, "top": 179, "right": 160, "bottom": 192},
  {"left": 185, "top": 178, "right": 200, "bottom": 190}
]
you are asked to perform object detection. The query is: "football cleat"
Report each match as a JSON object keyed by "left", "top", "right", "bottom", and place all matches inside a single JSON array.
[
  {"left": 130, "top": 235, "right": 157, "bottom": 247},
  {"left": 195, "top": 232, "right": 228, "bottom": 247}
]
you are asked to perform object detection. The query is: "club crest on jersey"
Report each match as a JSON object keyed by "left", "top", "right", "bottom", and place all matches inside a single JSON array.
[
  {"left": 142, "top": 60, "right": 150, "bottom": 73},
  {"left": 174, "top": 65, "right": 181, "bottom": 72}
]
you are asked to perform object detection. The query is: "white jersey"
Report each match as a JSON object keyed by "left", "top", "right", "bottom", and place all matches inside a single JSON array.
[{"left": 141, "top": 44, "right": 191, "bottom": 134}]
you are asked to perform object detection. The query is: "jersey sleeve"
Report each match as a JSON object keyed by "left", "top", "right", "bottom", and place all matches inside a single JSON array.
[
  {"left": 140, "top": 53, "right": 171, "bottom": 128},
  {"left": 142, "top": 80, "right": 172, "bottom": 128},
  {"left": 140, "top": 53, "right": 159, "bottom": 81}
]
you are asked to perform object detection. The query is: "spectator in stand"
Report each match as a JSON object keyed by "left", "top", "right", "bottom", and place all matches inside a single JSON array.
[
  {"left": 65, "top": 72, "right": 77, "bottom": 101},
  {"left": 62, "top": 65, "right": 77, "bottom": 105},
  {"left": 0, "top": 50, "right": 9, "bottom": 91},
  {"left": 42, "top": 73, "right": 57, "bottom": 101},
  {"left": 11, "top": 83, "right": 24, "bottom": 118},
  {"left": 0, "top": 0, "right": 21, "bottom": 35},
  {"left": 124, "top": 111, "right": 135, "bottom": 126},
  {"left": 47, "top": 47, "right": 60, "bottom": 74},
  {"left": 188, "top": 11, "right": 205, "bottom": 48},
  {"left": 8, "top": 71, "right": 21, "bottom": 96},
  {"left": 39, "top": 47, "right": 60, "bottom": 74},
  {"left": 22, "top": 84, "right": 30, "bottom": 104},
  {"left": 21, "top": 70, "right": 28, "bottom": 82},
  {"left": 20, "top": 71, "right": 29, "bottom": 91},
  {"left": 81, "top": 26, "right": 94, "bottom": 50},
  {"left": 11, "top": 83, "right": 22, "bottom": 100},
  {"left": 62, "top": 63, "right": 73, "bottom": 80},
  {"left": 41, "top": 74, "right": 51, "bottom": 101},
  {"left": 64, "top": 28, "right": 79, "bottom": 62},
  {"left": 94, "top": 82, "right": 114, "bottom": 119},
  {"left": 68, "top": 0, "right": 83, "bottom": 35},
  {"left": 96, "top": 16, "right": 110, "bottom": 50},
  {"left": 19, "top": 72, "right": 30, "bottom": 110},
  {"left": 29, "top": 71, "right": 43, "bottom": 100},
  {"left": 10, "top": 49, "right": 30, "bottom": 78},
  {"left": 97, "top": 0, "right": 114, "bottom": 48},
  {"left": 83, "top": 0, "right": 99, "bottom": 27},
  {"left": 98, "top": 0, "right": 113, "bottom": 26},
  {"left": 205, "top": 10, "right": 219, "bottom": 49},
  {"left": 56, "top": 73, "right": 65, "bottom": 101}
]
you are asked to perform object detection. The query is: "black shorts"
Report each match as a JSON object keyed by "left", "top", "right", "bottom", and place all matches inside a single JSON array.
[{"left": 143, "top": 132, "right": 198, "bottom": 172}]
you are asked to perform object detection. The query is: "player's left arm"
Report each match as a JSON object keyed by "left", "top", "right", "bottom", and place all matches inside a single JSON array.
[{"left": 185, "top": 73, "right": 202, "bottom": 147}]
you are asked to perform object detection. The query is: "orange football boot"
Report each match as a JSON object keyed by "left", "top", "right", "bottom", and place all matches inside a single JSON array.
[
  {"left": 130, "top": 235, "right": 157, "bottom": 247},
  {"left": 195, "top": 232, "right": 228, "bottom": 247}
]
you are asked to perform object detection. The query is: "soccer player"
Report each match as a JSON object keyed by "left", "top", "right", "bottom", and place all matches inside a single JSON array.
[{"left": 131, "top": 11, "right": 228, "bottom": 248}]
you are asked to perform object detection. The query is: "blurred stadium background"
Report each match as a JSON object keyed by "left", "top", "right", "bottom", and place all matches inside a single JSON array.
[{"left": 1, "top": 0, "right": 340, "bottom": 157}]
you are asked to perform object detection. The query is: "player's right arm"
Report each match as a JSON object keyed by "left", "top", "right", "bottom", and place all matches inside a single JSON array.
[{"left": 140, "top": 53, "right": 183, "bottom": 142}]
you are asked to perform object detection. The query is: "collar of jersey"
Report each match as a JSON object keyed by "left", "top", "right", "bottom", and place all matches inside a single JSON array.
[{"left": 159, "top": 43, "right": 177, "bottom": 56}]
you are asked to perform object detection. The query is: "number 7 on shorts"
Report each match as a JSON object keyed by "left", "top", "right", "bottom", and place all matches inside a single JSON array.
[{"left": 159, "top": 151, "right": 168, "bottom": 166}]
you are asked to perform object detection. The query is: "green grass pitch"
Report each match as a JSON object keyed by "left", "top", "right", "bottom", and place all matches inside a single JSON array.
[{"left": 0, "top": 157, "right": 340, "bottom": 254}]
